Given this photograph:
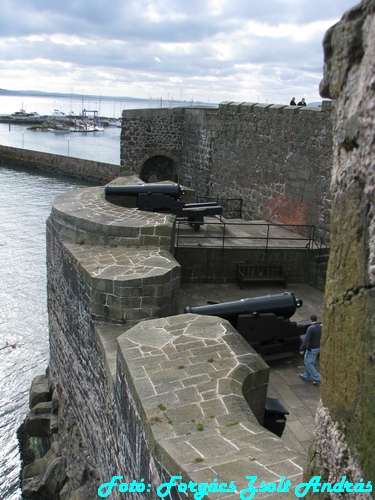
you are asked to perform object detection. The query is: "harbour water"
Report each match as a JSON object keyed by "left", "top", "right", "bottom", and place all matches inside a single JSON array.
[
  {"left": 0, "top": 94, "right": 211, "bottom": 165},
  {"left": 0, "top": 94, "right": 215, "bottom": 499},
  {"left": 0, "top": 94, "right": 129, "bottom": 165},
  {"left": 0, "top": 121, "right": 122, "bottom": 165},
  {"left": 0, "top": 165, "right": 95, "bottom": 499},
  {"left": 0, "top": 97, "right": 127, "bottom": 499}
]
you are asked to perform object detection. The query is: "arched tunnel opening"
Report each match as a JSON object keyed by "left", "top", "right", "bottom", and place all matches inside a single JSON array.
[{"left": 140, "top": 155, "right": 177, "bottom": 183}]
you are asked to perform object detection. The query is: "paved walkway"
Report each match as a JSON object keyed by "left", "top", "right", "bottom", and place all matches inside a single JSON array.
[{"left": 178, "top": 282, "right": 323, "bottom": 459}]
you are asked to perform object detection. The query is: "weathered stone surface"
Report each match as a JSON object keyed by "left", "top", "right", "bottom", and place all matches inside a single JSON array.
[
  {"left": 22, "top": 457, "right": 45, "bottom": 481},
  {"left": 320, "top": 1, "right": 374, "bottom": 100},
  {"left": 25, "top": 403, "right": 53, "bottom": 437},
  {"left": 111, "top": 314, "right": 308, "bottom": 493},
  {"left": 60, "top": 484, "right": 97, "bottom": 500},
  {"left": 29, "top": 374, "right": 52, "bottom": 409},
  {"left": 306, "top": 0, "right": 375, "bottom": 493},
  {"left": 121, "top": 102, "right": 333, "bottom": 241},
  {"left": 33, "top": 401, "right": 53, "bottom": 415},
  {"left": 22, "top": 442, "right": 67, "bottom": 499}
]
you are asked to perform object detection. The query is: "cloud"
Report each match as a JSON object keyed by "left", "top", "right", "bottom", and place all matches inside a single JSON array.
[{"left": 0, "top": 0, "right": 357, "bottom": 103}]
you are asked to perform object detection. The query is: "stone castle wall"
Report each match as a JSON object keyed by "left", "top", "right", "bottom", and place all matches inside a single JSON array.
[
  {"left": 306, "top": 0, "right": 375, "bottom": 495},
  {"left": 121, "top": 107, "right": 185, "bottom": 181},
  {"left": 121, "top": 102, "right": 333, "bottom": 241},
  {"left": 22, "top": 182, "right": 308, "bottom": 498},
  {"left": 0, "top": 144, "right": 120, "bottom": 183}
]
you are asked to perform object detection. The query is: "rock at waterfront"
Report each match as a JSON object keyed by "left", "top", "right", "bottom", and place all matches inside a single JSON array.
[
  {"left": 29, "top": 374, "right": 52, "bottom": 409},
  {"left": 22, "top": 442, "right": 67, "bottom": 499},
  {"left": 25, "top": 401, "right": 53, "bottom": 437}
]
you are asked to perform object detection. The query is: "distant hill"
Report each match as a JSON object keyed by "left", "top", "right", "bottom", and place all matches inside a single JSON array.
[{"left": 0, "top": 88, "right": 148, "bottom": 102}]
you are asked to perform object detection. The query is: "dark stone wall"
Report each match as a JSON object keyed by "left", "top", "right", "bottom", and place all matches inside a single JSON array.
[
  {"left": 306, "top": 0, "right": 375, "bottom": 492},
  {"left": 179, "top": 107, "right": 217, "bottom": 197},
  {"left": 121, "top": 102, "right": 333, "bottom": 242},
  {"left": 41, "top": 186, "right": 285, "bottom": 499},
  {"left": 175, "top": 247, "right": 310, "bottom": 285},
  {"left": 120, "top": 107, "right": 184, "bottom": 182},
  {"left": 46, "top": 210, "right": 177, "bottom": 499}
]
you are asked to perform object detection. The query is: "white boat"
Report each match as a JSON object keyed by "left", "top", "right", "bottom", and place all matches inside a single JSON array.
[
  {"left": 48, "top": 127, "right": 71, "bottom": 134},
  {"left": 70, "top": 122, "right": 97, "bottom": 132},
  {"left": 48, "top": 109, "right": 67, "bottom": 121},
  {"left": 7, "top": 109, "right": 45, "bottom": 122}
]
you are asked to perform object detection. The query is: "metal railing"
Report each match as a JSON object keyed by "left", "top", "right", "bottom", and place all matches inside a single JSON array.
[{"left": 176, "top": 220, "right": 329, "bottom": 252}]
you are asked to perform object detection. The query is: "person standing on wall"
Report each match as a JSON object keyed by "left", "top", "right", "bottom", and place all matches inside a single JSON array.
[
  {"left": 298, "top": 98, "right": 307, "bottom": 106},
  {"left": 299, "top": 315, "right": 321, "bottom": 385},
  {"left": 290, "top": 97, "right": 296, "bottom": 105}
]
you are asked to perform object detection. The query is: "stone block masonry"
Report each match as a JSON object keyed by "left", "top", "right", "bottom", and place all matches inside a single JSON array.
[
  {"left": 306, "top": 0, "right": 375, "bottom": 494},
  {"left": 182, "top": 103, "right": 332, "bottom": 242},
  {"left": 22, "top": 177, "right": 309, "bottom": 498},
  {"left": 121, "top": 102, "right": 333, "bottom": 242}
]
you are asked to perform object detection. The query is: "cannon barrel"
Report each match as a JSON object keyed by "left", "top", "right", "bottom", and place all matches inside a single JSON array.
[
  {"left": 184, "top": 292, "right": 302, "bottom": 320},
  {"left": 104, "top": 183, "right": 185, "bottom": 199}
]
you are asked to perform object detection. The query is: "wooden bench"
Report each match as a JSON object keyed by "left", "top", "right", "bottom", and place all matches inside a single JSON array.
[{"left": 237, "top": 262, "right": 287, "bottom": 288}]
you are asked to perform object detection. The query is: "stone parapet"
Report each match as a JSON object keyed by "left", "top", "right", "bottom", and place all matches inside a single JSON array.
[
  {"left": 0, "top": 144, "right": 120, "bottom": 182},
  {"left": 48, "top": 186, "right": 176, "bottom": 252},
  {"left": 102, "top": 314, "right": 305, "bottom": 496},
  {"left": 121, "top": 100, "right": 333, "bottom": 242},
  {"left": 32, "top": 183, "right": 308, "bottom": 498},
  {"left": 64, "top": 243, "right": 181, "bottom": 322}
]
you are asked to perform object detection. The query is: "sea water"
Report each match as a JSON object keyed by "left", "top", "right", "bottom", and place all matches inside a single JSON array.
[
  {"left": 0, "top": 96, "right": 125, "bottom": 498},
  {"left": 0, "top": 93, "right": 208, "bottom": 498}
]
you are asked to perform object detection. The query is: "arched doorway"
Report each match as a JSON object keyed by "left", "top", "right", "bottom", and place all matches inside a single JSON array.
[{"left": 140, "top": 155, "right": 177, "bottom": 183}]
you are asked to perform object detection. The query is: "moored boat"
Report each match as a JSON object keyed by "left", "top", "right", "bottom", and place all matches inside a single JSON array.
[
  {"left": 0, "top": 109, "right": 46, "bottom": 124},
  {"left": 48, "top": 109, "right": 68, "bottom": 121}
]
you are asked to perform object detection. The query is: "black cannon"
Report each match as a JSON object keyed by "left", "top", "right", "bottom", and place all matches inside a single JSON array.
[
  {"left": 185, "top": 292, "right": 302, "bottom": 319},
  {"left": 185, "top": 292, "right": 306, "bottom": 360},
  {"left": 104, "top": 183, "right": 222, "bottom": 230},
  {"left": 105, "top": 183, "right": 185, "bottom": 200}
]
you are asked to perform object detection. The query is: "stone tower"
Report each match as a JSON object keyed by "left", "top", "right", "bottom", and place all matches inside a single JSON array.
[{"left": 307, "top": 0, "right": 375, "bottom": 495}]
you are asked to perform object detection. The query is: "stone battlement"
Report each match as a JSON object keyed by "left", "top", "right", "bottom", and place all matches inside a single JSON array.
[
  {"left": 22, "top": 181, "right": 307, "bottom": 499},
  {"left": 121, "top": 100, "right": 332, "bottom": 242}
]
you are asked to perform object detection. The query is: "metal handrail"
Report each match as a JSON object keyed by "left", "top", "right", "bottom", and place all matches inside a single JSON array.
[{"left": 176, "top": 220, "right": 329, "bottom": 251}]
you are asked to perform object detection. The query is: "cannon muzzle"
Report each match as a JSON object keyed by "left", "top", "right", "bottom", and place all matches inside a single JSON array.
[{"left": 184, "top": 292, "right": 302, "bottom": 320}]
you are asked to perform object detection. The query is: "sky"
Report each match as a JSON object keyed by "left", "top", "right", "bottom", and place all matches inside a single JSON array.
[{"left": 0, "top": 0, "right": 358, "bottom": 105}]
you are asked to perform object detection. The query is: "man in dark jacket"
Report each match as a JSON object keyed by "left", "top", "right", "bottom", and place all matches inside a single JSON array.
[{"left": 299, "top": 314, "right": 321, "bottom": 385}]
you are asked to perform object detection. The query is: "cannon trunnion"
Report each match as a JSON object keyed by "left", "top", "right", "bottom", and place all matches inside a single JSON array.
[{"left": 185, "top": 292, "right": 306, "bottom": 360}]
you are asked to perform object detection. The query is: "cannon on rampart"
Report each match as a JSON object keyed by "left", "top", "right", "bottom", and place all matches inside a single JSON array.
[
  {"left": 104, "top": 183, "right": 222, "bottom": 230},
  {"left": 105, "top": 182, "right": 185, "bottom": 199},
  {"left": 185, "top": 292, "right": 306, "bottom": 360}
]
